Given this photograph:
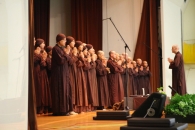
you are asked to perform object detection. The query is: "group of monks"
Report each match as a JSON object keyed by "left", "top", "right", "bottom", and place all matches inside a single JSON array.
[{"left": 33, "top": 33, "right": 151, "bottom": 116}]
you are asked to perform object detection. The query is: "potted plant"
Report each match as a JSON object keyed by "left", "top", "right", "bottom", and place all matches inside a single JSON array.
[{"left": 164, "top": 93, "right": 195, "bottom": 123}]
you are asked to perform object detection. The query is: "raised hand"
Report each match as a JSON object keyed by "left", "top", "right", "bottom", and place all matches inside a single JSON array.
[{"left": 64, "top": 45, "right": 70, "bottom": 54}]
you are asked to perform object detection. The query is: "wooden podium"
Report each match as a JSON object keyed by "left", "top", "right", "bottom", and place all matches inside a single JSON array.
[{"left": 124, "top": 95, "right": 148, "bottom": 110}]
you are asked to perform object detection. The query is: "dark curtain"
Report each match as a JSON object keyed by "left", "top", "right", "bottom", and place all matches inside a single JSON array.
[
  {"left": 71, "top": 0, "right": 102, "bottom": 52},
  {"left": 28, "top": 0, "right": 37, "bottom": 129},
  {"left": 133, "top": 0, "right": 160, "bottom": 93},
  {"left": 34, "top": 0, "right": 50, "bottom": 47}
]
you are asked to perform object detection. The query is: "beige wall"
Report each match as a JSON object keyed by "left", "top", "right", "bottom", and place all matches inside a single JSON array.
[
  {"left": 182, "top": 0, "right": 195, "bottom": 94},
  {"left": 102, "top": 0, "right": 144, "bottom": 58},
  {"left": 49, "top": 0, "right": 71, "bottom": 46}
]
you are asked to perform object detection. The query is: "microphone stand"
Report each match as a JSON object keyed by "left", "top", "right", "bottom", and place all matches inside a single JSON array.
[{"left": 105, "top": 17, "right": 131, "bottom": 110}]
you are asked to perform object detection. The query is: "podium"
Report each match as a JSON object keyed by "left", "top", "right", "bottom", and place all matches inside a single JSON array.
[{"left": 124, "top": 95, "right": 148, "bottom": 110}]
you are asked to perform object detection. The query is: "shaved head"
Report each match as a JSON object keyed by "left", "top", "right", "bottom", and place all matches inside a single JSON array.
[
  {"left": 97, "top": 50, "right": 105, "bottom": 60},
  {"left": 143, "top": 61, "right": 148, "bottom": 67},
  {"left": 109, "top": 51, "right": 116, "bottom": 60},
  {"left": 172, "top": 45, "right": 179, "bottom": 53},
  {"left": 137, "top": 58, "right": 142, "bottom": 65},
  {"left": 132, "top": 61, "right": 137, "bottom": 67}
]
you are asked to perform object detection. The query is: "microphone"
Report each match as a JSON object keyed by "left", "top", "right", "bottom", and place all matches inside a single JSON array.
[
  {"left": 168, "top": 85, "right": 177, "bottom": 94},
  {"left": 102, "top": 17, "right": 111, "bottom": 21}
]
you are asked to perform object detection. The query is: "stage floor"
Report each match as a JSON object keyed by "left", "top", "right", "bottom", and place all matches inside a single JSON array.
[{"left": 37, "top": 111, "right": 195, "bottom": 130}]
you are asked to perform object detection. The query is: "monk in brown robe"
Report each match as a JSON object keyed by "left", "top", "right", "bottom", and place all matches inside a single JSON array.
[
  {"left": 46, "top": 46, "right": 52, "bottom": 82},
  {"left": 143, "top": 61, "right": 151, "bottom": 94},
  {"left": 34, "top": 39, "right": 52, "bottom": 115},
  {"left": 89, "top": 53, "right": 99, "bottom": 109},
  {"left": 136, "top": 58, "right": 145, "bottom": 95},
  {"left": 66, "top": 36, "right": 78, "bottom": 115},
  {"left": 107, "top": 51, "right": 124, "bottom": 106},
  {"left": 168, "top": 45, "right": 187, "bottom": 96},
  {"left": 50, "top": 33, "right": 73, "bottom": 116},
  {"left": 84, "top": 44, "right": 99, "bottom": 111},
  {"left": 132, "top": 61, "right": 139, "bottom": 95},
  {"left": 33, "top": 46, "right": 42, "bottom": 115},
  {"left": 96, "top": 51, "right": 110, "bottom": 109},
  {"left": 127, "top": 57, "right": 134, "bottom": 95},
  {"left": 74, "top": 41, "right": 88, "bottom": 113},
  {"left": 45, "top": 46, "right": 53, "bottom": 113}
]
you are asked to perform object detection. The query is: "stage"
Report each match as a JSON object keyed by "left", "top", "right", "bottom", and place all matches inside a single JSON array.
[{"left": 37, "top": 111, "right": 195, "bottom": 130}]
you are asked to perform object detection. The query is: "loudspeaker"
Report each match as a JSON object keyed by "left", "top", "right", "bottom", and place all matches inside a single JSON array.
[{"left": 131, "top": 92, "right": 166, "bottom": 118}]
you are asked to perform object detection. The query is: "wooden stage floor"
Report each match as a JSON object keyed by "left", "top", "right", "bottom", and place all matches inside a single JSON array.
[{"left": 37, "top": 111, "right": 195, "bottom": 130}]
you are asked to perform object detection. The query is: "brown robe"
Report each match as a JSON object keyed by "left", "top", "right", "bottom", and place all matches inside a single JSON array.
[
  {"left": 121, "top": 68, "right": 130, "bottom": 97},
  {"left": 33, "top": 53, "right": 41, "bottom": 109},
  {"left": 107, "top": 58, "right": 124, "bottom": 105},
  {"left": 128, "top": 68, "right": 134, "bottom": 95},
  {"left": 83, "top": 59, "right": 93, "bottom": 106},
  {"left": 143, "top": 67, "right": 151, "bottom": 94},
  {"left": 46, "top": 55, "right": 52, "bottom": 82},
  {"left": 137, "top": 65, "right": 145, "bottom": 95},
  {"left": 50, "top": 44, "right": 73, "bottom": 115},
  {"left": 39, "top": 53, "right": 52, "bottom": 111},
  {"left": 75, "top": 56, "right": 88, "bottom": 112},
  {"left": 132, "top": 67, "right": 139, "bottom": 95},
  {"left": 169, "top": 51, "right": 187, "bottom": 96},
  {"left": 88, "top": 61, "right": 99, "bottom": 106},
  {"left": 68, "top": 54, "right": 78, "bottom": 106},
  {"left": 96, "top": 59, "right": 110, "bottom": 107}
]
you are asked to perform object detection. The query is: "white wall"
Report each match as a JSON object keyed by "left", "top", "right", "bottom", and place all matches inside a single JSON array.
[
  {"left": 161, "top": 0, "right": 188, "bottom": 97},
  {"left": 49, "top": 0, "right": 71, "bottom": 47},
  {"left": 182, "top": 0, "right": 195, "bottom": 94},
  {"left": 183, "top": 0, "right": 195, "bottom": 42},
  {"left": 0, "top": 0, "right": 28, "bottom": 129},
  {"left": 102, "top": 0, "right": 143, "bottom": 58}
]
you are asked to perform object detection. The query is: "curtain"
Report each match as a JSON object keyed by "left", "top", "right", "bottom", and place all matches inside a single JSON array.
[
  {"left": 133, "top": 0, "right": 160, "bottom": 92},
  {"left": 71, "top": 0, "right": 102, "bottom": 52},
  {"left": 28, "top": 0, "right": 37, "bottom": 129},
  {"left": 34, "top": 0, "right": 50, "bottom": 47}
]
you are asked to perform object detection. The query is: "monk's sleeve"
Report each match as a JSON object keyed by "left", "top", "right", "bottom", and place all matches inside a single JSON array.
[
  {"left": 53, "top": 47, "right": 72, "bottom": 65},
  {"left": 96, "top": 61, "right": 107, "bottom": 76},
  {"left": 169, "top": 54, "right": 180, "bottom": 69},
  {"left": 46, "top": 57, "right": 51, "bottom": 70},
  {"left": 40, "top": 56, "right": 47, "bottom": 67}
]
